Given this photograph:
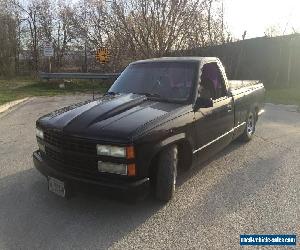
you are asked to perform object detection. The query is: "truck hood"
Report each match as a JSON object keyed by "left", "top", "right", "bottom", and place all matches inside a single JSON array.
[{"left": 38, "top": 93, "right": 182, "bottom": 142}]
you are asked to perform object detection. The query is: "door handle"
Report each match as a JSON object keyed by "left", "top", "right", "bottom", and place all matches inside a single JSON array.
[{"left": 227, "top": 104, "right": 232, "bottom": 112}]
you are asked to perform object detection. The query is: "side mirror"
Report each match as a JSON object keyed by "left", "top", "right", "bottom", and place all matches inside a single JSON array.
[{"left": 193, "top": 97, "right": 213, "bottom": 111}]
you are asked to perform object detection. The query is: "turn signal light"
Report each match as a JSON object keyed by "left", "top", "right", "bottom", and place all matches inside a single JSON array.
[
  {"left": 126, "top": 146, "right": 135, "bottom": 159},
  {"left": 127, "top": 164, "right": 136, "bottom": 176}
]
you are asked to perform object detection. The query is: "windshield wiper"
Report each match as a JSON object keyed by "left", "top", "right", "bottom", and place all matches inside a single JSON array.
[
  {"left": 133, "top": 92, "right": 162, "bottom": 98},
  {"left": 133, "top": 92, "right": 177, "bottom": 103},
  {"left": 105, "top": 91, "right": 118, "bottom": 96}
]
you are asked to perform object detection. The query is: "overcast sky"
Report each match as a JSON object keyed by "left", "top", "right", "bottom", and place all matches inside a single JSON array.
[{"left": 224, "top": 0, "right": 300, "bottom": 39}]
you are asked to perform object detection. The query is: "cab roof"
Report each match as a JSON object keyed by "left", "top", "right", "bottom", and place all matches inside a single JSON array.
[{"left": 131, "top": 57, "right": 219, "bottom": 65}]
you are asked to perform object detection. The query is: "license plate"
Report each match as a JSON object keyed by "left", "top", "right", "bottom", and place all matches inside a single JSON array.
[{"left": 48, "top": 177, "right": 66, "bottom": 197}]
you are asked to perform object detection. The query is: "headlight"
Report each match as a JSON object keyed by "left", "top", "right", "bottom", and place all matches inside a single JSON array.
[
  {"left": 98, "top": 161, "right": 136, "bottom": 176},
  {"left": 96, "top": 145, "right": 134, "bottom": 158},
  {"left": 36, "top": 128, "right": 44, "bottom": 139},
  {"left": 98, "top": 161, "right": 127, "bottom": 175},
  {"left": 110, "top": 146, "right": 126, "bottom": 157},
  {"left": 96, "top": 145, "right": 125, "bottom": 157}
]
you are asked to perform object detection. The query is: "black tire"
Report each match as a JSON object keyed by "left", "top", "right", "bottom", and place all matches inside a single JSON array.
[
  {"left": 155, "top": 145, "right": 178, "bottom": 202},
  {"left": 240, "top": 109, "right": 256, "bottom": 142}
]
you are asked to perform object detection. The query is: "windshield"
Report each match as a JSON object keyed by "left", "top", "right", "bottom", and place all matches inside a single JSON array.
[{"left": 108, "top": 62, "right": 197, "bottom": 102}]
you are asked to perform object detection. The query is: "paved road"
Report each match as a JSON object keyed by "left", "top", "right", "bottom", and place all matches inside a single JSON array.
[{"left": 0, "top": 96, "right": 299, "bottom": 249}]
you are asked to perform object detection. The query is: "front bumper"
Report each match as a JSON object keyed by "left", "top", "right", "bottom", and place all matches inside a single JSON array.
[{"left": 33, "top": 150, "right": 150, "bottom": 196}]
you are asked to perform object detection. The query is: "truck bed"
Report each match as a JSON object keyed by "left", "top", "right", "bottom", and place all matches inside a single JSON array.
[{"left": 228, "top": 80, "right": 262, "bottom": 91}]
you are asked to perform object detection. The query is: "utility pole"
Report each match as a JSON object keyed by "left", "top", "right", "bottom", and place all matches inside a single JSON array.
[{"left": 83, "top": 0, "right": 88, "bottom": 73}]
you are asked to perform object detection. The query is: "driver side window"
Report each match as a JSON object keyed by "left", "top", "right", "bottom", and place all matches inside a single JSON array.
[
  {"left": 198, "top": 78, "right": 216, "bottom": 100},
  {"left": 199, "top": 63, "right": 226, "bottom": 100}
]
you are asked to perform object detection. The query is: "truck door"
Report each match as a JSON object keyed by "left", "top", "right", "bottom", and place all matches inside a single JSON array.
[{"left": 193, "top": 62, "right": 235, "bottom": 158}]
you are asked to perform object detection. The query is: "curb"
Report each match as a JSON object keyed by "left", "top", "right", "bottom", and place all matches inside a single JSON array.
[{"left": 0, "top": 97, "right": 30, "bottom": 114}]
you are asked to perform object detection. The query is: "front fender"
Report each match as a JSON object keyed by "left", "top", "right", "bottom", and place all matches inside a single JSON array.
[
  {"left": 156, "top": 133, "right": 186, "bottom": 149},
  {"left": 135, "top": 132, "right": 194, "bottom": 177}
]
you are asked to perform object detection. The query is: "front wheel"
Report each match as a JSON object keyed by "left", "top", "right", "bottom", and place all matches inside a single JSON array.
[
  {"left": 240, "top": 110, "right": 256, "bottom": 142},
  {"left": 155, "top": 145, "right": 178, "bottom": 202}
]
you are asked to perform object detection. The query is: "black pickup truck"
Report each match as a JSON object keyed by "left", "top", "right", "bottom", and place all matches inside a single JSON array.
[{"left": 33, "top": 57, "right": 265, "bottom": 202}]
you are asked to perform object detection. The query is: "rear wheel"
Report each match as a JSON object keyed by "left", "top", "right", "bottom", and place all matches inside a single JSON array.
[
  {"left": 155, "top": 145, "right": 178, "bottom": 202},
  {"left": 240, "top": 110, "right": 256, "bottom": 142}
]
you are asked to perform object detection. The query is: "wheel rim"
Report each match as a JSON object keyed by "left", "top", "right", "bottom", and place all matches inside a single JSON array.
[{"left": 247, "top": 113, "right": 254, "bottom": 136}]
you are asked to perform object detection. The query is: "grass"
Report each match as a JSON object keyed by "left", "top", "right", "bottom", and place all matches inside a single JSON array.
[
  {"left": 266, "top": 86, "right": 300, "bottom": 106},
  {"left": 0, "top": 78, "right": 110, "bottom": 106},
  {"left": 1, "top": 78, "right": 299, "bottom": 107}
]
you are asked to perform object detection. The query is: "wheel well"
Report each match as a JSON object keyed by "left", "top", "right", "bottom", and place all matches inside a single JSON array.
[{"left": 148, "top": 140, "right": 193, "bottom": 182}]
